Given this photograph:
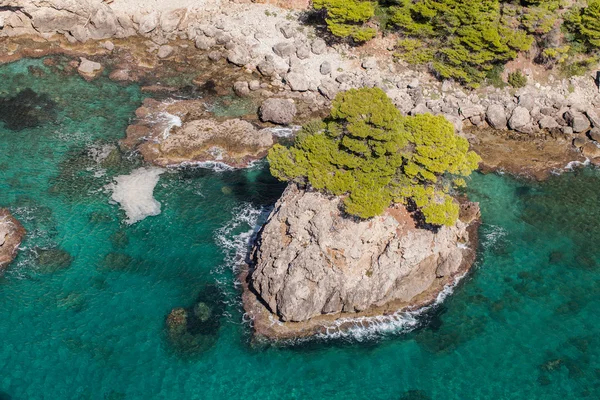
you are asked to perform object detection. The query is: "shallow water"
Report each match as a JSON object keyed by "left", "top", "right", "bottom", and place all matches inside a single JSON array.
[{"left": 1, "top": 59, "right": 599, "bottom": 400}]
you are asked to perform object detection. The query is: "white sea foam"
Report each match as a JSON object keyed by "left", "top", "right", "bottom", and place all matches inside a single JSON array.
[
  {"left": 159, "top": 112, "right": 182, "bottom": 140},
  {"left": 107, "top": 167, "right": 165, "bottom": 224},
  {"left": 564, "top": 157, "right": 590, "bottom": 171},
  {"left": 87, "top": 144, "right": 115, "bottom": 163},
  {"left": 215, "top": 203, "right": 268, "bottom": 274},
  {"left": 170, "top": 160, "right": 235, "bottom": 172}
]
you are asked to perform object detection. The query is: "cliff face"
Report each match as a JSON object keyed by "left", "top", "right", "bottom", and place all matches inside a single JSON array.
[
  {"left": 0, "top": 208, "right": 25, "bottom": 273},
  {"left": 247, "top": 184, "right": 479, "bottom": 327}
]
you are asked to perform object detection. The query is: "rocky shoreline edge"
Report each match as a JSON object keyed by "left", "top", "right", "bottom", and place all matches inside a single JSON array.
[
  {"left": 240, "top": 185, "right": 480, "bottom": 340},
  {"left": 3, "top": 0, "right": 600, "bottom": 179}
]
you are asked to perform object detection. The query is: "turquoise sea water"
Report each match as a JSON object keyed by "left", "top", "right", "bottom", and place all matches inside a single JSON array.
[{"left": 1, "top": 59, "right": 599, "bottom": 400}]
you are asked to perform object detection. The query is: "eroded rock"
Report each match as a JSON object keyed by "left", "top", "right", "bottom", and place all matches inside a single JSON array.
[
  {"left": 259, "top": 98, "right": 297, "bottom": 125},
  {"left": 0, "top": 209, "right": 26, "bottom": 274},
  {"left": 124, "top": 99, "right": 273, "bottom": 168},
  {"left": 245, "top": 184, "right": 479, "bottom": 332}
]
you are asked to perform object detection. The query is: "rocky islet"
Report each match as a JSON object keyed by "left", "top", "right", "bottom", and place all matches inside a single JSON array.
[{"left": 0, "top": 0, "right": 599, "bottom": 341}]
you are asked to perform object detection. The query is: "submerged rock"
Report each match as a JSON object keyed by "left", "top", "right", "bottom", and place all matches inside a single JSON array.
[
  {"left": 243, "top": 184, "right": 479, "bottom": 338},
  {"left": 34, "top": 246, "right": 73, "bottom": 273},
  {"left": 0, "top": 88, "right": 57, "bottom": 131},
  {"left": 165, "top": 285, "right": 225, "bottom": 356},
  {"left": 0, "top": 209, "right": 26, "bottom": 274}
]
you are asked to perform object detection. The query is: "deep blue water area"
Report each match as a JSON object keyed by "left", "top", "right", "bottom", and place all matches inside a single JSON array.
[{"left": 0, "top": 58, "right": 599, "bottom": 400}]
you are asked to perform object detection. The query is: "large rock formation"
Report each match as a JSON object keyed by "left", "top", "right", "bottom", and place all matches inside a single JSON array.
[
  {"left": 0, "top": 209, "right": 25, "bottom": 273},
  {"left": 243, "top": 184, "right": 479, "bottom": 338},
  {"left": 122, "top": 98, "right": 274, "bottom": 168}
]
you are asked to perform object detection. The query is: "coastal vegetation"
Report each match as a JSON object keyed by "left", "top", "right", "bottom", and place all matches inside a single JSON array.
[
  {"left": 268, "top": 88, "right": 480, "bottom": 226},
  {"left": 313, "top": 0, "right": 600, "bottom": 86}
]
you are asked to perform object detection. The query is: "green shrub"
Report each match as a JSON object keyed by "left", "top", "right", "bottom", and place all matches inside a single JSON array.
[
  {"left": 564, "top": 0, "right": 600, "bottom": 50},
  {"left": 508, "top": 71, "right": 528, "bottom": 88},
  {"left": 267, "top": 88, "right": 480, "bottom": 226},
  {"left": 313, "top": 0, "right": 377, "bottom": 42},
  {"left": 390, "top": 0, "right": 533, "bottom": 87}
]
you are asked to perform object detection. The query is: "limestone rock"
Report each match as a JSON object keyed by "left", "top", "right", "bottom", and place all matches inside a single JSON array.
[
  {"left": 138, "top": 11, "right": 159, "bottom": 34},
  {"left": 460, "top": 104, "right": 484, "bottom": 120},
  {"left": 227, "top": 46, "right": 250, "bottom": 67},
  {"left": 539, "top": 116, "right": 559, "bottom": 130},
  {"left": 311, "top": 38, "right": 327, "bottom": 55},
  {"left": 0, "top": 209, "right": 26, "bottom": 274},
  {"left": 259, "top": 98, "right": 297, "bottom": 125},
  {"left": 565, "top": 110, "right": 591, "bottom": 133},
  {"left": 508, "top": 107, "right": 531, "bottom": 132},
  {"left": 589, "top": 128, "right": 600, "bottom": 142},
  {"left": 518, "top": 93, "right": 536, "bottom": 111},
  {"left": 285, "top": 72, "right": 309, "bottom": 91},
  {"left": 248, "top": 184, "right": 478, "bottom": 322},
  {"left": 195, "top": 35, "right": 215, "bottom": 50},
  {"left": 123, "top": 99, "right": 273, "bottom": 168},
  {"left": 157, "top": 45, "right": 174, "bottom": 59},
  {"left": 273, "top": 42, "right": 296, "bottom": 58},
  {"left": 77, "top": 58, "right": 102, "bottom": 80},
  {"left": 581, "top": 142, "right": 600, "bottom": 158},
  {"left": 486, "top": 104, "right": 508, "bottom": 130},
  {"left": 233, "top": 81, "right": 250, "bottom": 97},
  {"left": 320, "top": 61, "right": 331, "bottom": 76}
]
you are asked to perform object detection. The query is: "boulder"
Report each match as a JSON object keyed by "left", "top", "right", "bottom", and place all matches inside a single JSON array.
[
  {"left": 518, "top": 93, "right": 536, "bottom": 111},
  {"left": 0, "top": 209, "right": 26, "bottom": 274},
  {"left": 581, "top": 142, "right": 600, "bottom": 158},
  {"left": 233, "top": 81, "right": 250, "bottom": 97},
  {"left": 508, "top": 107, "right": 531, "bottom": 132},
  {"left": 539, "top": 116, "right": 559, "bottom": 130},
  {"left": 564, "top": 110, "right": 591, "bottom": 133},
  {"left": 227, "top": 45, "right": 251, "bottom": 66},
  {"left": 486, "top": 104, "right": 508, "bottom": 130},
  {"left": 279, "top": 23, "right": 295, "bottom": 39},
  {"left": 460, "top": 104, "right": 484, "bottom": 120},
  {"left": 585, "top": 109, "right": 600, "bottom": 128},
  {"left": 157, "top": 45, "right": 174, "bottom": 59},
  {"left": 195, "top": 35, "right": 215, "bottom": 50},
  {"left": 296, "top": 45, "right": 311, "bottom": 60},
  {"left": 247, "top": 184, "right": 478, "bottom": 323},
  {"left": 589, "top": 128, "right": 600, "bottom": 142},
  {"left": 318, "top": 79, "right": 340, "bottom": 100},
  {"left": 159, "top": 9, "right": 184, "bottom": 33},
  {"left": 285, "top": 72, "right": 309, "bottom": 92},
  {"left": 257, "top": 57, "right": 276, "bottom": 77},
  {"left": 362, "top": 58, "right": 378, "bottom": 70},
  {"left": 273, "top": 42, "right": 296, "bottom": 58},
  {"left": 407, "top": 78, "right": 420, "bottom": 89},
  {"left": 259, "top": 98, "right": 297, "bottom": 125},
  {"left": 77, "top": 58, "right": 102, "bottom": 80},
  {"left": 311, "top": 38, "right": 327, "bottom": 55},
  {"left": 410, "top": 103, "right": 430, "bottom": 115},
  {"left": 320, "top": 61, "right": 331, "bottom": 75},
  {"left": 138, "top": 11, "right": 159, "bottom": 34}
]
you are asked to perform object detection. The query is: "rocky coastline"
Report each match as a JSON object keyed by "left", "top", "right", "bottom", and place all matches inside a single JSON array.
[
  {"left": 241, "top": 184, "right": 480, "bottom": 340},
  {"left": 1, "top": 0, "right": 598, "bottom": 340},
  {"left": 0, "top": 209, "right": 25, "bottom": 274},
  {"left": 3, "top": 0, "right": 600, "bottom": 178}
]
